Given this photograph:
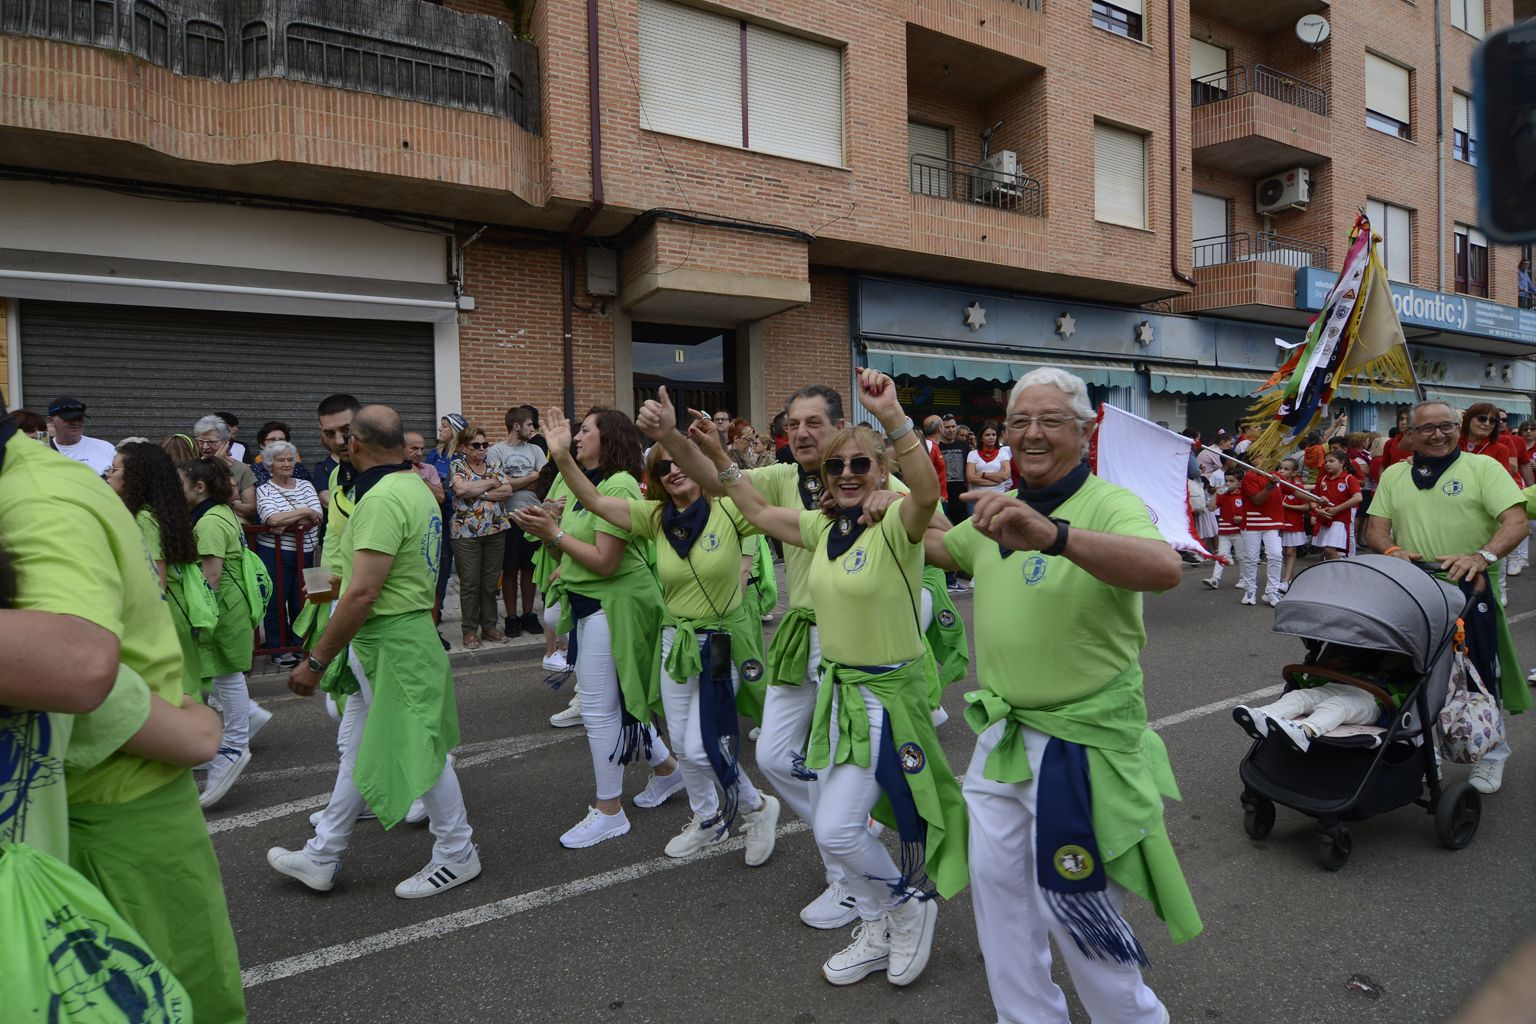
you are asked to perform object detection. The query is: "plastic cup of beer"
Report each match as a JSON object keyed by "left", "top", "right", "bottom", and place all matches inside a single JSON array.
[{"left": 302, "top": 567, "right": 333, "bottom": 604}]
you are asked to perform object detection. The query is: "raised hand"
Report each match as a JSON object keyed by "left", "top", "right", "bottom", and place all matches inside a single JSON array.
[
  {"left": 636, "top": 385, "right": 678, "bottom": 441},
  {"left": 544, "top": 408, "right": 573, "bottom": 456},
  {"left": 855, "top": 366, "right": 903, "bottom": 428},
  {"left": 686, "top": 409, "right": 728, "bottom": 465}
]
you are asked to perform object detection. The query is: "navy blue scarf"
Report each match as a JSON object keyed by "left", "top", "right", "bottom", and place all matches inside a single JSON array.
[
  {"left": 351, "top": 463, "right": 412, "bottom": 503},
  {"left": 696, "top": 631, "right": 742, "bottom": 833},
  {"left": 1410, "top": 449, "right": 1460, "bottom": 491},
  {"left": 571, "top": 467, "right": 604, "bottom": 512},
  {"left": 189, "top": 497, "right": 221, "bottom": 524},
  {"left": 796, "top": 463, "right": 824, "bottom": 511},
  {"left": 1000, "top": 460, "right": 1091, "bottom": 558},
  {"left": 1036, "top": 737, "right": 1148, "bottom": 967},
  {"left": 661, "top": 498, "right": 710, "bottom": 559},
  {"left": 824, "top": 508, "right": 867, "bottom": 560},
  {"left": 872, "top": 707, "right": 935, "bottom": 902}
]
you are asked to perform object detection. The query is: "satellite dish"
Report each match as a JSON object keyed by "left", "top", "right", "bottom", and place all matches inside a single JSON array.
[{"left": 1296, "top": 14, "right": 1330, "bottom": 46}]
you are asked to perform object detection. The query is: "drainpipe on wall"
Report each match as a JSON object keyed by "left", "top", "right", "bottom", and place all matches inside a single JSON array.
[
  {"left": 1434, "top": 0, "right": 1446, "bottom": 292},
  {"left": 1166, "top": 1, "right": 1200, "bottom": 291},
  {"left": 563, "top": 0, "right": 607, "bottom": 418}
]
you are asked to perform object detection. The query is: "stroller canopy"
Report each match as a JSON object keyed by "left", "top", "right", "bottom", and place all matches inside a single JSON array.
[{"left": 1273, "top": 555, "right": 1466, "bottom": 672}]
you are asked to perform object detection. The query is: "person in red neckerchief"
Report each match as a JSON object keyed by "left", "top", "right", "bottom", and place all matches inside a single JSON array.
[
  {"left": 1460, "top": 403, "right": 1519, "bottom": 481},
  {"left": 1276, "top": 458, "right": 1312, "bottom": 593},
  {"left": 1202, "top": 460, "right": 1246, "bottom": 591},
  {"left": 1311, "top": 452, "right": 1363, "bottom": 560},
  {"left": 1381, "top": 408, "right": 1413, "bottom": 469},
  {"left": 1239, "top": 459, "right": 1288, "bottom": 606},
  {"left": 1508, "top": 418, "right": 1536, "bottom": 577}
]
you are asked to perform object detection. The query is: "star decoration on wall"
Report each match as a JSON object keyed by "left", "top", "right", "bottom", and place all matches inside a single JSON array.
[
  {"left": 1135, "top": 320, "right": 1155, "bottom": 345},
  {"left": 1056, "top": 313, "right": 1077, "bottom": 339},
  {"left": 963, "top": 302, "right": 987, "bottom": 331}
]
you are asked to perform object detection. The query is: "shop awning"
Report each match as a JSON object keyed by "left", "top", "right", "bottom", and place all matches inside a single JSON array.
[
  {"left": 863, "top": 342, "right": 1136, "bottom": 388},
  {"left": 1423, "top": 386, "right": 1533, "bottom": 416},
  {"left": 1148, "top": 367, "right": 1271, "bottom": 397},
  {"left": 1332, "top": 380, "right": 1421, "bottom": 406}
]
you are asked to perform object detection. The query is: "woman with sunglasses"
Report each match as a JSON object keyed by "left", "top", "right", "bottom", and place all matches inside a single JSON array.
[
  {"left": 691, "top": 367, "right": 965, "bottom": 989},
  {"left": 1461, "top": 403, "right": 1519, "bottom": 481},
  {"left": 511, "top": 408, "right": 683, "bottom": 849},
  {"left": 534, "top": 408, "right": 781, "bottom": 864},
  {"left": 450, "top": 426, "right": 513, "bottom": 649}
]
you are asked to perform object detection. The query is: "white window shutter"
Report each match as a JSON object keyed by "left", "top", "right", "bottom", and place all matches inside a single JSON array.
[
  {"left": 1468, "top": 225, "right": 1487, "bottom": 248},
  {"left": 1191, "top": 192, "right": 1229, "bottom": 266},
  {"left": 1464, "top": 0, "right": 1486, "bottom": 37},
  {"left": 1452, "top": 92, "right": 1469, "bottom": 134},
  {"left": 1095, "top": 124, "right": 1147, "bottom": 229},
  {"left": 1190, "top": 38, "right": 1227, "bottom": 88},
  {"left": 908, "top": 122, "right": 950, "bottom": 197},
  {"left": 1365, "top": 54, "right": 1411, "bottom": 125},
  {"left": 637, "top": 0, "right": 741, "bottom": 149},
  {"left": 1117, "top": 0, "right": 1145, "bottom": 14},
  {"left": 745, "top": 25, "right": 844, "bottom": 167}
]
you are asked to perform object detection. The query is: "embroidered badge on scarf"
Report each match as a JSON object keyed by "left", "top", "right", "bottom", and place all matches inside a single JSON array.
[
  {"left": 660, "top": 498, "right": 710, "bottom": 558},
  {"left": 796, "top": 464, "right": 823, "bottom": 510},
  {"left": 824, "top": 508, "right": 868, "bottom": 560}
]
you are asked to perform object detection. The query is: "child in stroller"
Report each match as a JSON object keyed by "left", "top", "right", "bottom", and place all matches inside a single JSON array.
[{"left": 1234, "top": 647, "right": 1417, "bottom": 752}]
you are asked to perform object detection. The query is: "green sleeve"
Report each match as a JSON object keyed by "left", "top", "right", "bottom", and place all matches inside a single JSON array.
[
  {"left": 719, "top": 497, "right": 760, "bottom": 538},
  {"left": 747, "top": 463, "right": 795, "bottom": 507},
  {"left": 65, "top": 664, "right": 153, "bottom": 773},
  {"left": 1101, "top": 488, "right": 1167, "bottom": 542},
  {"left": 593, "top": 475, "right": 642, "bottom": 541},
  {"left": 799, "top": 509, "right": 824, "bottom": 550},
  {"left": 137, "top": 509, "right": 163, "bottom": 563},
  {"left": 6, "top": 494, "right": 127, "bottom": 636},
  {"left": 625, "top": 499, "right": 661, "bottom": 540},
  {"left": 349, "top": 492, "right": 409, "bottom": 556},
  {"left": 1370, "top": 465, "right": 1403, "bottom": 520},
  {"left": 1523, "top": 484, "right": 1536, "bottom": 519},
  {"left": 942, "top": 519, "right": 979, "bottom": 574},
  {"left": 1476, "top": 456, "right": 1524, "bottom": 518}
]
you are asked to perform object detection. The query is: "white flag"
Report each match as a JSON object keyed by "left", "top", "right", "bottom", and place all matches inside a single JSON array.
[{"left": 1092, "top": 404, "right": 1209, "bottom": 558}]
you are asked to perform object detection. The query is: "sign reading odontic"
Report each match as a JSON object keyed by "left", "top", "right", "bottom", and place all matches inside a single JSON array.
[{"left": 1296, "top": 267, "right": 1536, "bottom": 345}]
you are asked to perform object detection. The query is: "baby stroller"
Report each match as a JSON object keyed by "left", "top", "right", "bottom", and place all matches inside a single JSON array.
[{"left": 1236, "top": 555, "right": 1482, "bottom": 871}]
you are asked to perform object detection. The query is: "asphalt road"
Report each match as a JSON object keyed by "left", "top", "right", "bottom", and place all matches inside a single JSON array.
[{"left": 217, "top": 558, "right": 1536, "bottom": 1024}]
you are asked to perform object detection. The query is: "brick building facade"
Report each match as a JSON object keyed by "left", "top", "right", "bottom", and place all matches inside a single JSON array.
[{"left": 2, "top": 0, "right": 1532, "bottom": 449}]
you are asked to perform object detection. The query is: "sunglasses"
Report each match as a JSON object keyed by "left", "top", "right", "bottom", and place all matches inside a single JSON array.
[
  {"left": 655, "top": 460, "right": 676, "bottom": 476},
  {"left": 1472, "top": 415, "right": 1494, "bottom": 424},
  {"left": 468, "top": 441, "right": 489, "bottom": 449},
  {"left": 824, "top": 456, "right": 874, "bottom": 477}
]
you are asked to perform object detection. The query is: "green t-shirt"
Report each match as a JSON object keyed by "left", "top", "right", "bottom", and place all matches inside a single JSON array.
[
  {"left": 193, "top": 502, "right": 244, "bottom": 607},
  {"left": 136, "top": 507, "right": 162, "bottom": 564},
  {"left": 321, "top": 463, "right": 354, "bottom": 576},
  {"left": 557, "top": 472, "right": 650, "bottom": 591},
  {"left": 943, "top": 474, "right": 1164, "bottom": 709},
  {"left": 0, "top": 433, "right": 183, "bottom": 805},
  {"left": 1370, "top": 452, "right": 1524, "bottom": 559},
  {"left": 626, "top": 496, "right": 758, "bottom": 620},
  {"left": 343, "top": 471, "right": 443, "bottom": 618},
  {"left": 799, "top": 501, "right": 925, "bottom": 666},
  {"left": 748, "top": 462, "right": 907, "bottom": 611}
]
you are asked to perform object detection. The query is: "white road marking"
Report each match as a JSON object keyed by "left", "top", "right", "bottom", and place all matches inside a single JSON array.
[
  {"left": 1507, "top": 607, "right": 1536, "bottom": 626},
  {"left": 241, "top": 821, "right": 813, "bottom": 988},
  {"left": 1148, "top": 685, "right": 1281, "bottom": 732}
]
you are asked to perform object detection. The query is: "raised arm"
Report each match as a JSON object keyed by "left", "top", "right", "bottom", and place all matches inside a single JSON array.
[
  {"left": 686, "top": 415, "right": 804, "bottom": 546},
  {"left": 543, "top": 408, "right": 632, "bottom": 532},
  {"left": 636, "top": 386, "right": 730, "bottom": 497},
  {"left": 855, "top": 367, "right": 939, "bottom": 542}
]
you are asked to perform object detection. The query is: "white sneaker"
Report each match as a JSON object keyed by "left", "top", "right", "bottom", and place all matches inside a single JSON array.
[
  {"left": 199, "top": 747, "right": 251, "bottom": 809},
  {"left": 1232, "top": 705, "right": 1272, "bottom": 741},
  {"left": 930, "top": 706, "right": 949, "bottom": 728},
  {"left": 1269, "top": 717, "right": 1313, "bottom": 753},
  {"left": 801, "top": 881, "right": 859, "bottom": 929},
  {"left": 1527, "top": 667, "right": 1536, "bottom": 684},
  {"left": 395, "top": 846, "right": 482, "bottom": 899},
  {"left": 886, "top": 897, "right": 939, "bottom": 987},
  {"left": 663, "top": 813, "right": 728, "bottom": 858},
  {"left": 247, "top": 701, "right": 273, "bottom": 744},
  {"left": 267, "top": 847, "right": 338, "bottom": 892},
  {"left": 748, "top": 726, "right": 762, "bottom": 741},
  {"left": 632, "top": 768, "right": 684, "bottom": 808},
  {"left": 1509, "top": 562, "right": 1524, "bottom": 577},
  {"left": 1241, "top": 591, "right": 1257, "bottom": 606},
  {"left": 1233, "top": 579, "right": 1244, "bottom": 590},
  {"left": 404, "top": 799, "right": 429, "bottom": 825},
  {"left": 560, "top": 806, "right": 631, "bottom": 848},
  {"left": 549, "top": 697, "right": 583, "bottom": 728},
  {"left": 309, "top": 807, "right": 378, "bottom": 827},
  {"left": 741, "top": 794, "right": 780, "bottom": 867},
  {"left": 1277, "top": 581, "right": 1291, "bottom": 594},
  {"left": 1202, "top": 578, "right": 1219, "bottom": 590},
  {"left": 1263, "top": 593, "right": 1280, "bottom": 607},
  {"left": 542, "top": 650, "right": 570, "bottom": 673},
  {"left": 1469, "top": 759, "right": 1505, "bottom": 794},
  {"left": 822, "top": 921, "right": 890, "bottom": 985}
]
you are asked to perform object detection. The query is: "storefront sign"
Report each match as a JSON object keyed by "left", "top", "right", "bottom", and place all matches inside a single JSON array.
[{"left": 1295, "top": 268, "right": 1536, "bottom": 345}]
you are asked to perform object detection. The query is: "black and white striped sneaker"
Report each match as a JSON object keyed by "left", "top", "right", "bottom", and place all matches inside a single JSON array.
[{"left": 394, "top": 846, "right": 482, "bottom": 899}]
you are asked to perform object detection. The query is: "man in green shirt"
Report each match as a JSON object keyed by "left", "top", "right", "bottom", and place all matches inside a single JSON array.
[
  {"left": 1365, "top": 400, "right": 1529, "bottom": 795},
  {"left": 269, "top": 405, "right": 479, "bottom": 899}
]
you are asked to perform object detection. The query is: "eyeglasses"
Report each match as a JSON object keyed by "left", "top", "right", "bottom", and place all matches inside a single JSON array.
[
  {"left": 824, "top": 456, "right": 874, "bottom": 477},
  {"left": 655, "top": 460, "right": 676, "bottom": 476},
  {"left": 1008, "top": 415, "right": 1076, "bottom": 432},
  {"left": 468, "top": 442, "right": 489, "bottom": 449},
  {"left": 1411, "top": 422, "right": 1459, "bottom": 436}
]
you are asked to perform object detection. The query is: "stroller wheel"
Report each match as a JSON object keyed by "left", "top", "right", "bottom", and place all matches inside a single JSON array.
[
  {"left": 1433, "top": 781, "right": 1482, "bottom": 850},
  {"left": 1317, "top": 825, "right": 1352, "bottom": 871},
  {"left": 1241, "top": 794, "right": 1276, "bottom": 840}
]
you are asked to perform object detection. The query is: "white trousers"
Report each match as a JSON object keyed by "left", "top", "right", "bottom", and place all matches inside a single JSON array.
[
  {"left": 575, "top": 610, "right": 670, "bottom": 801},
  {"left": 211, "top": 672, "right": 250, "bottom": 751},
  {"left": 814, "top": 683, "right": 902, "bottom": 921},
  {"left": 1206, "top": 535, "right": 1238, "bottom": 584},
  {"left": 1261, "top": 683, "right": 1379, "bottom": 736},
  {"left": 306, "top": 646, "right": 474, "bottom": 866},
  {"left": 1238, "top": 530, "right": 1282, "bottom": 598},
  {"left": 965, "top": 721, "right": 1165, "bottom": 1024},
  {"left": 756, "top": 625, "right": 847, "bottom": 885},
  {"left": 659, "top": 627, "right": 763, "bottom": 819}
]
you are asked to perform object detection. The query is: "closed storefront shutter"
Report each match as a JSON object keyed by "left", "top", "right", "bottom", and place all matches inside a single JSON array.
[{"left": 18, "top": 301, "right": 436, "bottom": 459}]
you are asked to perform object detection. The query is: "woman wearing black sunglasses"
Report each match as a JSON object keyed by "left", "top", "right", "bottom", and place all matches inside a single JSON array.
[
  {"left": 532, "top": 408, "right": 782, "bottom": 866},
  {"left": 450, "top": 426, "right": 513, "bottom": 649},
  {"left": 691, "top": 367, "right": 965, "bottom": 990}
]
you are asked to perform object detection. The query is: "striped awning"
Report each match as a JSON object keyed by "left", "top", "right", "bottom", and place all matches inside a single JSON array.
[
  {"left": 1423, "top": 386, "right": 1532, "bottom": 416},
  {"left": 1147, "top": 367, "right": 1270, "bottom": 398},
  {"left": 863, "top": 342, "right": 1136, "bottom": 388}
]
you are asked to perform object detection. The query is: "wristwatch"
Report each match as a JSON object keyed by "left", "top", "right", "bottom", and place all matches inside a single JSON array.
[
  {"left": 1476, "top": 549, "right": 1499, "bottom": 565},
  {"left": 1043, "top": 517, "right": 1071, "bottom": 557},
  {"left": 306, "top": 654, "right": 330, "bottom": 673}
]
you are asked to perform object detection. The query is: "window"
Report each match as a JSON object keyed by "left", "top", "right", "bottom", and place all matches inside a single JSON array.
[
  {"left": 636, "top": 0, "right": 844, "bottom": 167},
  {"left": 1450, "top": 0, "right": 1485, "bottom": 37},
  {"left": 1365, "top": 53, "right": 1412, "bottom": 139},
  {"left": 908, "top": 121, "right": 951, "bottom": 199},
  {"left": 1190, "top": 38, "right": 1229, "bottom": 105},
  {"left": 1192, "top": 192, "right": 1230, "bottom": 266},
  {"left": 1368, "top": 199, "right": 1413, "bottom": 283},
  {"left": 1452, "top": 91, "right": 1477, "bottom": 164},
  {"left": 1095, "top": 123, "right": 1147, "bottom": 229},
  {"left": 1455, "top": 225, "right": 1489, "bottom": 297},
  {"left": 1092, "top": 1, "right": 1143, "bottom": 42}
]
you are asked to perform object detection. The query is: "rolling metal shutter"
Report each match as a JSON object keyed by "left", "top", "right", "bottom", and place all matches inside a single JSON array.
[
  {"left": 19, "top": 301, "right": 435, "bottom": 460},
  {"left": 1094, "top": 123, "right": 1148, "bottom": 229}
]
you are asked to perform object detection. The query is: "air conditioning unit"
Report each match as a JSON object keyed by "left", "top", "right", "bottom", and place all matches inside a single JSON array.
[
  {"left": 1255, "top": 168, "right": 1311, "bottom": 214},
  {"left": 972, "top": 150, "right": 1020, "bottom": 203}
]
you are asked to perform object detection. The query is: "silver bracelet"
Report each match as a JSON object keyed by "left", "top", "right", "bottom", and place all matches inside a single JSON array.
[
  {"left": 885, "top": 417, "right": 915, "bottom": 444},
  {"left": 717, "top": 464, "right": 742, "bottom": 486}
]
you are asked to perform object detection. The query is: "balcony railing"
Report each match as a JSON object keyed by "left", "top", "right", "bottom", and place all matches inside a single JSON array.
[
  {"left": 1193, "top": 231, "right": 1329, "bottom": 270},
  {"left": 0, "top": 0, "right": 540, "bottom": 132},
  {"left": 1192, "top": 64, "right": 1329, "bottom": 117},
  {"left": 910, "top": 155, "right": 1043, "bottom": 217}
]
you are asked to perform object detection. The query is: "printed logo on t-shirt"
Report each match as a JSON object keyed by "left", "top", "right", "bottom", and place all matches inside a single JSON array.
[
  {"left": 842, "top": 548, "right": 867, "bottom": 574},
  {"left": 701, "top": 532, "right": 721, "bottom": 552},
  {"left": 1442, "top": 479, "right": 1464, "bottom": 496},
  {"left": 0, "top": 710, "right": 57, "bottom": 842},
  {"left": 423, "top": 514, "right": 443, "bottom": 575},
  {"left": 45, "top": 904, "right": 191, "bottom": 1022},
  {"left": 1022, "top": 555, "right": 1048, "bottom": 585}
]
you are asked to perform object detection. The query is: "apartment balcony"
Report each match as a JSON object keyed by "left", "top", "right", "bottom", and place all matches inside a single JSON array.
[
  {"left": 0, "top": 0, "right": 546, "bottom": 219},
  {"left": 1189, "top": 0, "right": 1328, "bottom": 35},
  {"left": 1192, "top": 65, "right": 1331, "bottom": 177},
  {"left": 1169, "top": 232, "right": 1328, "bottom": 321},
  {"left": 910, "top": 155, "right": 1043, "bottom": 217}
]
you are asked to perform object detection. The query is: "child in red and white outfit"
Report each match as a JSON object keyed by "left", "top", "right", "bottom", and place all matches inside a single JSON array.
[
  {"left": 1203, "top": 462, "right": 1246, "bottom": 590},
  {"left": 1277, "top": 458, "right": 1311, "bottom": 594},
  {"left": 1312, "top": 452, "right": 1362, "bottom": 560}
]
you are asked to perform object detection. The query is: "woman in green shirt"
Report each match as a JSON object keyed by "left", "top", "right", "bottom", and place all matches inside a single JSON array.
[
  {"left": 179, "top": 457, "right": 255, "bottom": 810},
  {"left": 697, "top": 368, "right": 964, "bottom": 990},
  {"left": 538, "top": 408, "right": 781, "bottom": 866},
  {"left": 512, "top": 409, "right": 682, "bottom": 850}
]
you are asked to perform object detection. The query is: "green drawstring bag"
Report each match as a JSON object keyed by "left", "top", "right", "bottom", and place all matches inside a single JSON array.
[
  {"left": 0, "top": 842, "right": 192, "bottom": 1022},
  {"left": 174, "top": 564, "right": 219, "bottom": 631},
  {"left": 233, "top": 537, "right": 274, "bottom": 631}
]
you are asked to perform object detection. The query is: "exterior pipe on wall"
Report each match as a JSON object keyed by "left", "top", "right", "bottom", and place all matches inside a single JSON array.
[
  {"left": 563, "top": 0, "right": 607, "bottom": 418},
  {"left": 1167, "top": 0, "right": 1200, "bottom": 290}
]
